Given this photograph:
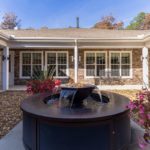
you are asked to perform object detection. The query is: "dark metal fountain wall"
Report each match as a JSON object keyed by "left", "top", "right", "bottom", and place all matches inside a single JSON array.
[{"left": 21, "top": 86, "right": 131, "bottom": 150}]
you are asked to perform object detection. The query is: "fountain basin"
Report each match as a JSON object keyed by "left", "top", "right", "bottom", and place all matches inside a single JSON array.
[
  {"left": 60, "top": 85, "right": 96, "bottom": 107},
  {"left": 21, "top": 91, "right": 131, "bottom": 150}
]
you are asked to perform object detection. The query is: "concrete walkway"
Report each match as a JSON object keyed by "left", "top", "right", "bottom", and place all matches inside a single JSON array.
[
  {"left": 0, "top": 122, "right": 24, "bottom": 150},
  {"left": 0, "top": 120, "right": 149, "bottom": 150}
]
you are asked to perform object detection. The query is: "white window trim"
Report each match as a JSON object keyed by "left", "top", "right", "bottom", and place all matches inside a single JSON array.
[
  {"left": 84, "top": 51, "right": 107, "bottom": 79},
  {"left": 109, "top": 51, "right": 132, "bottom": 79},
  {"left": 45, "top": 51, "right": 69, "bottom": 78},
  {"left": 20, "top": 51, "right": 44, "bottom": 79}
]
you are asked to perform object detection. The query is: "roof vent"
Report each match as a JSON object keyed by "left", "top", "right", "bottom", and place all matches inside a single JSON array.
[{"left": 76, "top": 17, "right": 80, "bottom": 28}]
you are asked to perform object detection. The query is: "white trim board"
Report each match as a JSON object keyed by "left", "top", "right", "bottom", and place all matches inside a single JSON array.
[{"left": 97, "top": 85, "right": 142, "bottom": 90}]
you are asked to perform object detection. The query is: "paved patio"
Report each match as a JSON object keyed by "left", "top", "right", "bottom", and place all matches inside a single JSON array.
[{"left": 0, "top": 120, "right": 149, "bottom": 150}]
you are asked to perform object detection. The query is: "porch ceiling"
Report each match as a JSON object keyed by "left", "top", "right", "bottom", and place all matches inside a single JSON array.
[
  {"left": 0, "top": 39, "right": 7, "bottom": 47},
  {"left": 7, "top": 40, "right": 145, "bottom": 49}
]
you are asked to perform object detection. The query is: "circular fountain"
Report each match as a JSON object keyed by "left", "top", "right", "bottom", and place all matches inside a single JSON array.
[{"left": 21, "top": 84, "right": 131, "bottom": 150}]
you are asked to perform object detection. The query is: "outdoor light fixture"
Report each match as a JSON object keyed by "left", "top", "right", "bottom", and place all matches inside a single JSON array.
[
  {"left": 71, "top": 56, "right": 81, "bottom": 62},
  {"left": 71, "top": 56, "right": 74, "bottom": 62},
  {"left": 2, "top": 55, "right": 10, "bottom": 61},
  {"left": 141, "top": 55, "right": 148, "bottom": 61},
  {"left": 79, "top": 56, "right": 81, "bottom": 62}
]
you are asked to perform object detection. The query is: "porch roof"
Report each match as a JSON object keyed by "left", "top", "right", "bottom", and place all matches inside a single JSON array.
[{"left": 0, "top": 28, "right": 150, "bottom": 39}]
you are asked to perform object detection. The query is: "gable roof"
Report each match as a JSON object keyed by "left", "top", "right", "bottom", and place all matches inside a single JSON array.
[{"left": 0, "top": 28, "right": 150, "bottom": 39}]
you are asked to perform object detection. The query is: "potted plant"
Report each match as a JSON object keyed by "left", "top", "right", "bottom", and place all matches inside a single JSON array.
[{"left": 26, "top": 66, "right": 61, "bottom": 95}]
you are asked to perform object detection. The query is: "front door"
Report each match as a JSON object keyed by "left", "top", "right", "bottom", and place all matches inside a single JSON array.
[{"left": 9, "top": 51, "right": 14, "bottom": 86}]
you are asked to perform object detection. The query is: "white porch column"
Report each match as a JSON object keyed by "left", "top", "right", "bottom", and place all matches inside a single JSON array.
[
  {"left": 74, "top": 40, "right": 78, "bottom": 83},
  {"left": 2, "top": 47, "right": 9, "bottom": 90},
  {"left": 142, "top": 47, "right": 149, "bottom": 89}
]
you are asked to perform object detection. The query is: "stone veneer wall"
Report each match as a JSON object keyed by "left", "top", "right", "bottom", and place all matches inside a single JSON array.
[
  {"left": 148, "top": 48, "right": 150, "bottom": 86},
  {"left": 12, "top": 49, "right": 143, "bottom": 86},
  {"left": 0, "top": 49, "right": 2, "bottom": 87}
]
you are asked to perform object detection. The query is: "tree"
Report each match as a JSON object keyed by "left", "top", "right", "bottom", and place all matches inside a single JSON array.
[
  {"left": 113, "top": 21, "right": 124, "bottom": 30},
  {"left": 142, "top": 13, "right": 150, "bottom": 29},
  {"left": 93, "top": 15, "right": 124, "bottom": 29},
  {"left": 126, "top": 12, "right": 146, "bottom": 30},
  {"left": 0, "top": 12, "right": 21, "bottom": 29}
]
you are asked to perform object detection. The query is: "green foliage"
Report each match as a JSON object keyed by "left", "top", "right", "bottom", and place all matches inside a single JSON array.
[
  {"left": 126, "top": 12, "right": 146, "bottom": 30},
  {"left": 31, "top": 66, "right": 56, "bottom": 81}
]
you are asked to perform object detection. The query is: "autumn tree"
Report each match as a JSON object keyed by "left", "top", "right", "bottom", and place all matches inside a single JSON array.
[
  {"left": 93, "top": 15, "right": 124, "bottom": 29},
  {"left": 0, "top": 12, "right": 21, "bottom": 29},
  {"left": 142, "top": 13, "right": 150, "bottom": 29}
]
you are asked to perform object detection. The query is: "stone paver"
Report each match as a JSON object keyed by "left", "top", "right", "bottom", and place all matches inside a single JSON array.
[{"left": 0, "top": 120, "right": 150, "bottom": 150}]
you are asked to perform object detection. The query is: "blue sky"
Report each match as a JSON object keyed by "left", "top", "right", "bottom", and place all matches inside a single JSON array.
[{"left": 0, "top": 0, "right": 149, "bottom": 29}]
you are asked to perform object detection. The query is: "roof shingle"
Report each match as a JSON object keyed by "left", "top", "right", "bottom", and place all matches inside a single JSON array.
[{"left": 0, "top": 28, "right": 150, "bottom": 39}]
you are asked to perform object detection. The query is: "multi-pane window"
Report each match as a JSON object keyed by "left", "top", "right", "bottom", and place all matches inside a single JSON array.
[
  {"left": 21, "top": 52, "right": 43, "bottom": 78},
  {"left": 85, "top": 52, "right": 106, "bottom": 77},
  {"left": 110, "top": 52, "right": 131, "bottom": 77},
  {"left": 46, "top": 52, "right": 68, "bottom": 77}
]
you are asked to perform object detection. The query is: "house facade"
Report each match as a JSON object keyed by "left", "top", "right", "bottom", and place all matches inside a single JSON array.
[{"left": 0, "top": 28, "right": 150, "bottom": 90}]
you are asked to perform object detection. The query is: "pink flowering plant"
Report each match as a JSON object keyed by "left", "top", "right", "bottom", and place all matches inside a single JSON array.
[
  {"left": 26, "top": 67, "right": 61, "bottom": 95},
  {"left": 127, "top": 90, "right": 150, "bottom": 148},
  {"left": 27, "top": 79, "right": 61, "bottom": 95}
]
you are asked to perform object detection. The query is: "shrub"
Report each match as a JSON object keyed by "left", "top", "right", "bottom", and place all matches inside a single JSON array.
[
  {"left": 127, "top": 90, "right": 150, "bottom": 149},
  {"left": 26, "top": 66, "right": 61, "bottom": 95},
  {"left": 26, "top": 79, "right": 61, "bottom": 95}
]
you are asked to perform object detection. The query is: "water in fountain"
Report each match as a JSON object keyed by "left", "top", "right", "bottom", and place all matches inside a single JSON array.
[
  {"left": 46, "top": 84, "right": 109, "bottom": 109},
  {"left": 59, "top": 89, "right": 77, "bottom": 108},
  {"left": 95, "top": 86, "right": 103, "bottom": 103}
]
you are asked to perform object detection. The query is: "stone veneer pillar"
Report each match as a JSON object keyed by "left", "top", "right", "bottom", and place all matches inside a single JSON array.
[
  {"left": 2, "top": 47, "right": 9, "bottom": 90},
  {"left": 142, "top": 47, "right": 149, "bottom": 89}
]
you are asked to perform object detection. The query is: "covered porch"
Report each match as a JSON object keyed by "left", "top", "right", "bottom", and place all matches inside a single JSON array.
[{"left": 0, "top": 38, "right": 150, "bottom": 91}]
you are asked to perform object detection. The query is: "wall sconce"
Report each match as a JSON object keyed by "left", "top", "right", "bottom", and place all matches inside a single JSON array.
[
  {"left": 2, "top": 55, "right": 10, "bottom": 61},
  {"left": 71, "top": 56, "right": 74, "bottom": 62},
  {"left": 71, "top": 56, "right": 81, "bottom": 62},
  {"left": 79, "top": 56, "right": 81, "bottom": 62},
  {"left": 141, "top": 56, "right": 148, "bottom": 61}
]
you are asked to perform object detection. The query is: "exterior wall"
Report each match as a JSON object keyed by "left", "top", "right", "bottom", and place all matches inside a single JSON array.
[
  {"left": 13, "top": 49, "right": 74, "bottom": 85},
  {"left": 148, "top": 49, "right": 150, "bottom": 86},
  {"left": 0, "top": 49, "right": 2, "bottom": 87},
  {"left": 13, "top": 48, "right": 142, "bottom": 86},
  {"left": 78, "top": 49, "right": 143, "bottom": 86}
]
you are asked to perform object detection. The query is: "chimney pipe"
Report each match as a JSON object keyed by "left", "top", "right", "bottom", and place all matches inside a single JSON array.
[{"left": 76, "top": 17, "right": 79, "bottom": 28}]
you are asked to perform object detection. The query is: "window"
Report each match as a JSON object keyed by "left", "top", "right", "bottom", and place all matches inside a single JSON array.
[
  {"left": 46, "top": 52, "right": 68, "bottom": 77},
  {"left": 20, "top": 52, "right": 43, "bottom": 78},
  {"left": 110, "top": 52, "right": 132, "bottom": 77},
  {"left": 85, "top": 52, "right": 106, "bottom": 77}
]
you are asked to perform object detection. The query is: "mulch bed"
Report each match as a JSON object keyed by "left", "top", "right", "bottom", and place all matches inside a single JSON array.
[
  {"left": 110, "top": 90, "right": 138, "bottom": 100},
  {"left": 0, "top": 91, "right": 28, "bottom": 139},
  {"left": 0, "top": 90, "right": 138, "bottom": 139}
]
